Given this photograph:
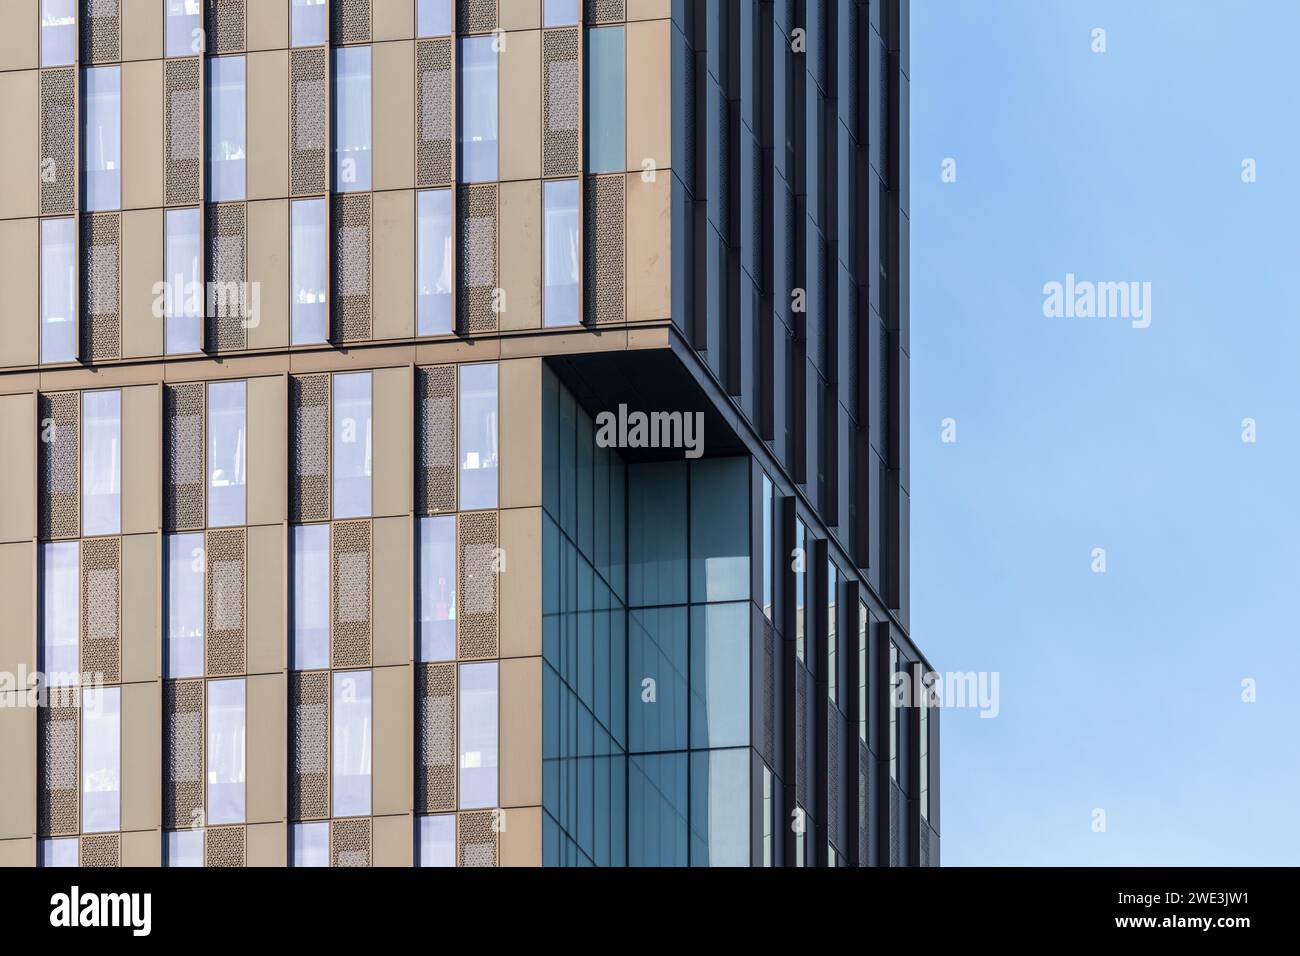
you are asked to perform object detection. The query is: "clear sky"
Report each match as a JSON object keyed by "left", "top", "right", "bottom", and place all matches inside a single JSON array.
[{"left": 910, "top": 0, "right": 1300, "bottom": 865}]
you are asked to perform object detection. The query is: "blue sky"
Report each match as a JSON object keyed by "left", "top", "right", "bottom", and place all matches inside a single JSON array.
[{"left": 910, "top": 0, "right": 1300, "bottom": 865}]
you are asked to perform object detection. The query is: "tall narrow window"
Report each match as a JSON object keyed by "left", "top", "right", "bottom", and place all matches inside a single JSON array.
[
  {"left": 39, "top": 839, "right": 78, "bottom": 868},
  {"left": 332, "top": 372, "right": 373, "bottom": 519},
  {"left": 164, "top": 830, "right": 203, "bottom": 867},
  {"left": 164, "top": 208, "right": 202, "bottom": 354},
  {"left": 417, "top": 189, "right": 454, "bottom": 335},
  {"left": 40, "top": 542, "right": 79, "bottom": 686},
  {"left": 585, "top": 27, "right": 626, "bottom": 174},
  {"left": 418, "top": 516, "right": 456, "bottom": 662},
  {"left": 207, "top": 678, "right": 246, "bottom": 824},
  {"left": 333, "top": 670, "right": 372, "bottom": 817},
  {"left": 291, "top": 524, "right": 330, "bottom": 669},
  {"left": 458, "top": 661, "right": 498, "bottom": 809},
  {"left": 290, "top": 0, "right": 327, "bottom": 46},
  {"left": 40, "top": 0, "right": 76, "bottom": 67},
  {"left": 458, "top": 364, "right": 498, "bottom": 511},
  {"left": 543, "top": 179, "right": 581, "bottom": 327},
  {"left": 82, "top": 390, "right": 121, "bottom": 537},
  {"left": 417, "top": 815, "right": 455, "bottom": 866},
  {"left": 165, "top": 533, "right": 205, "bottom": 678},
  {"left": 888, "top": 642, "right": 899, "bottom": 782},
  {"left": 920, "top": 676, "right": 930, "bottom": 821},
  {"left": 207, "top": 381, "right": 246, "bottom": 527},
  {"left": 207, "top": 56, "right": 246, "bottom": 202},
  {"left": 290, "top": 821, "right": 328, "bottom": 866},
  {"left": 165, "top": 0, "right": 203, "bottom": 57},
  {"left": 41, "top": 218, "right": 76, "bottom": 364},
  {"left": 761, "top": 475, "right": 773, "bottom": 620},
  {"left": 82, "top": 67, "right": 122, "bottom": 211},
  {"left": 458, "top": 37, "right": 498, "bottom": 183},
  {"left": 762, "top": 765, "right": 774, "bottom": 867},
  {"left": 417, "top": 0, "right": 452, "bottom": 36},
  {"left": 82, "top": 686, "right": 121, "bottom": 833},
  {"left": 544, "top": 0, "right": 581, "bottom": 26},
  {"left": 858, "top": 601, "right": 868, "bottom": 741},
  {"left": 827, "top": 562, "right": 837, "bottom": 705},
  {"left": 333, "top": 46, "right": 372, "bottom": 192},
  {"left": 291, "top": 198, "right": 328, "bottom": 344},
  {"left": 794, "top": 519, "right": 806, "bottom": 663}
]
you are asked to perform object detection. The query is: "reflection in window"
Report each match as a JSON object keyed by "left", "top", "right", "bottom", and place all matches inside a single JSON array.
[
  {"left": 689, "top": 602, "right": 749, "bottom": 750},
  {"left": 333, "top": 46, "right": 372, "bottom": 192},
  {"left": 458, "top": 662, "right": 498, "bottom": 810},
  {"left": 39, "top": 838, "right": 78, "bottom": 868},
  {"left": 82, "top": 390, "right": 121, "bottom": 537},
  {"left": 207, "top": 381, "right": 246, "bottom": 527},
  {"left": 417, "top": 190, "right": 454, "bottom": 336},
  {"left": 920, "top": 676, "right": 930, "bottom": 821},
  {"left": 689, "top": 458, "right": 750, "bottom": 603},
  {"left": 858, "top": 600, "right": 868, "bottom": 742},
  {"left": 82, "top": 686, "right": 121, "bottom": 833},
  {"left": 164, "top": 829, "right": 203, "bottom": 867},
  {"left": 40, "top": 0, "right": 76, "bottom": 67},
  {"left": 290, "top": 0, "right": 327, "bottom": 47},
  {"left": 291, "top": 198, "right": 328, "bottom": 345},
  {"left": 333, "top": 670, "right": 372, "bottom": 817},
  {"left": 82, "top": 67, "right": 122, "bottom": 212},
  {"left": 689, "top": 748, "right": 749, "bottom": 866},
  {"left": 628, "top": 752, "right": 687, "bottom": 866},
  {"left": 290, "top": 821, "right": 328, "bottom": 867},
  {"left": 544, "top": 0, "right": 581, "bottom": 26},
  {"left": 888, "top": 642, "right": 899, "bottom": 781},
  {"left": 165, "top": 0, "right": 203, "bottom": 57},
  {"left": 543, "top": 179, "right": 581, "bottom": 327},
  {"left": 459, "top": 37, "right": 498, "bottom": 183},
  {"left": 207, "top": 679, "right": 246, "bottom": 825},
  {"left": 166, "top": 533, "right": 205, "bottom": 678},
  {"left": 291, "top": 524, "right": 330, "bottom": 670},
  {"left": 417, "top": 814, "right": 455, "bottom": 866},
  {"left": 762, "top": 765, "right": 774, "bottom": 867},
  {"left": 40, "top": 542, "right": 79, "bottom": 686},
  {"left": 418, "top": 516, "right": 456, "bottom": 662},
  {"left": 207, "top": 57, "right": 247, "bottom": 202},
  {"left": 41, "top": 218, "right": 76, "bottom": 364},
  {"left": 332, "top": 372, "right": 373, "bottom": 519},
  {"left": 761, "top": 475, "right": 773, "bottom": 619},
  {"left": 458, "top": 364, "right": 498, "bottom": 511},
  {"left": 165, "top": 208, "right": 202, "bottom": 354},
  {"left": 626, "top": 607, "right": 687, "bottom": 753},
  {"left": 627, "top": 462, "right": 688, "bottom": 607},
  {"left": 827, "top": 562, "right": 838, "bottom": 705},
  {"left": 417, "top": 0, "right": 452, "bottom": 36},
  {"left": 585, "top": 27, "right": 626, "bottom": 174},
  {"left": 794, "top": 519, "right": 806, "bottom": 663}
]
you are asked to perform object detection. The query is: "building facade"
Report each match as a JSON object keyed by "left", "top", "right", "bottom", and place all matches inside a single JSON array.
[{"left": 0, "top": 0, "right": 932, "bottom": 868}]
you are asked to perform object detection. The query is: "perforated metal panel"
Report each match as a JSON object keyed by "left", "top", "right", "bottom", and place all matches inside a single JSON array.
[
  {"left": 290, "top": 375, "right": 330, "bottom": 523},
  {"left": 81, "top": 0, "right": 122, "bottom": 63},
  {"left": 584, "top": 175, "right": 625, "bottom": 324},
  {"left": 795, "top": 666, "right": 808, "bottom": 808},
  {"left": 290, "top": 48, "right": 328, "bottom": 196},
  {"left": 828, "top": 703, "right": 842, "bottom": 854},
  {"left": 416, "top": 366, "right": 456, "bottom": 515},
  {"left": 458, "top": 512, "right": 498, "bottom": 660},
  {"left": 39, "top": 393, "right": 80, "bottom": 541},
  {"left": 458, "top": 184, "right": 497, "bottom": 334},
  {"left": 416, "top": 39, "right": 454, "bottom": 187},
  {"left": 859, "top": 740, "right": 872, "bottom": 866},
  {"left": 81, "top": 537, "right": 121, "bottom": 684},
  {"left": 332, "top": 0, "right": 371, "bottom": 44},
  {"left": 206, "top": 203, "right": 248, "bottom": 352},
  {"left": 289, "top": 670, "right": 329, "bottom": 820},
  {"left": 888, "top": 780, "right": 900, "bottom": 867},
  {"left": 332, "top": 194, "right": 371, "bottom": 342},
  {"left": 923, "top": 822, "right": 939, "bottom": 868},
  {"left": 206, "top": 0, "right": 246, "bottom": 53},
  {"left": 80, "top": 212, "right": 121, "bottom": 363},
  {"left": 331, "top": 520, "right": 372, "bottom": 668},
  {"left": 416, "top": 663, "right": 456, "bottom": 813},
  {"left": 206, "top": 826, "right": 246, "bottom": 867},
  {"left": 165, "top": 384, "right": 206, "bottom": 532},
  {"left": 165, "top": 58, "right": 203, "bottom": 206},
  {"left": 457, "top": 0, "right": 496, "bottom": 33},
  {"left": 760, "top": 618, "right": 775, "bottom": 766},
  {"left": 458, "top": 811, "right": 497, "bottom": 867},
  {"left": 80, "top": 833, "right": 120, "bottom": 868},
  {"left": 586, "top": 0, "right": 625, "bottom": 22},
  {"left": 164, "top": 680, "right": 204, "bottom": 830},
  {"left": 40, "top": 69, "right": 77, "bottom": 216},
  {"left": 543, "top": 29, "right": 581, "bottom": 178},
  {"left": 331, "top": 818, "right": 371, "bottom": 867},
  {"left": 205, "top": 529, "right": 246, "bottom": 677},
  {"left": 38, "top": 705, "right": 79, "bottom": 836}
]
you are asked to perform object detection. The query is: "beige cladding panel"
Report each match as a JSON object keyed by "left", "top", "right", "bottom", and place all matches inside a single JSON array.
[
  {"left": 372, "top": 190, "right": 416, "bottom": 342},
  {"left": 248, "top": 0, "right": 289, "bottom": 52},
  {"left": 247, "top": 200, "right": 290, "bottom": 350},
  {"left": 373, "top": 365, "right": 413, "bottom": 516},
  {"left": 498, "top": 180, "right": 541, "bottom": 333},
  {"left": 626, "top": 19, "right": 672, "bottom": 173},
  {"left": 0, "top": 5, "right": 36, "bottom": 70},
  {"left": 499, "top": 507, "right": 541, "bottom": 659},
  {"left": 247, "top": 375, "right": 288, "bottom": 526},
  {"left": 372, "top": 813, "right": 413, "bottom": 866},
  {"left": 247, "top": 821, "right": 287, "bottom": 866},
  {"left": 498, "top": 358, "right": 542, "bottom": 509},
  {"left": 499, "top": 806, "right": 542, "bottom": 867},
  {"left": 0, "top": 702, "right": 35, "bottom": 839},
  {"left": 121, "top": 681, "right": 161, "bottom": 833},
  {"left": 122, "top": 384, "right": 162, "bottom": 534},
  {"left": 0, "top": 219, "right": 38, "bottom": 367},
  {"left": 248, "top": 51, "right": 290, "bottom": 201},
  {"left": 499, "top": 0, "right": 540, "bottom": 31},
  {"left": 121, "top": 830, "right": 161, "bottom": 866},
  {"left": 500, "top": 656, "right": 542, "bottom": 809},
  {"left": 372, "top": 665, "right": 413, "bottom": 817},
  {"left": 121, "top": 208, "right": 164, "bottom": 360},
  {"left": 0, "top": 71, "right": 38, "bottom": 220},
  {"left": 374, "top": 41, "right": 416, "bottom": 190},
  {"left": 246, "top": 523, "right": 285, "bottom": 675},
  {"left": 0, "top": 393, "right": 36, "bottom": 542},
  {"left": 247, "top": 673, "right": 287, "bottom": 823},
  {"left": 0, "top": 543, "right": 35, "bottom": 679},
  {"left": 120, "top": 533, "right": 160, "bottom": 684},
  {"left": 372, "top": 516, "right": 411, "bottom": 667},
  {"left": 627, "top": 0, "right": 673, "bottom": 23},
  {"left": 121, "top": 0, "right": 164, "bottom": 61},
  {"left": 626, "top": 171, "right": 672, "bottom": 322},
  {"left": 0, "top": 838, "right": 35, "bottom": 867},
  {"left": 499, "top": 30, "right": 541, "bottom": 183},
  {"left": 122, "top": 60, "right": 164, "bottom": 210},
  {"left": 374, "top": 0, "right": 416, "bottom": 42}
]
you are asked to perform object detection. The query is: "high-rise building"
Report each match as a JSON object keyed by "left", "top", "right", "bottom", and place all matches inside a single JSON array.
[{"left": 0, "top": 0, "right": 931, "bottom": 868}]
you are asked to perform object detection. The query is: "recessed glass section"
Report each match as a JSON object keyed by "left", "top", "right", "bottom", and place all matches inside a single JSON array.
[
  {"left": 794, "top": 519, "right": 807, "bottom": 663},
  {"left": 82, "top": 390, "right": 121, "bottom": 537},
  {"left": 417, "top": 815, "right": 455, "bottom": 866},
  {"left": 689, "top": 748, "right": 749, "bottom": 866},
  {"left": 207, "top": 56, "right": 246, "bottom": 202},
  {"left": 164, "top": 208, "right": 202, "bottom": 354},
  {"left": 585, "top": 26, "right": 626, "bottom": 174},
  {"left": 166, "top": 533, "right": 205, "bottom": 679},
  {"left": 628, "top": 752, "right": 687, "bottom": 866},
  {"left": 291, "top": 524, "right": 330, "bottom": 670},
  {"left": 40, "top": 218, "right": 76, "bottom": 364},
  {"left": 417, "top": 189, "right": 454, "bottom": 336},
  {"left": 827, "top": 562, "right": 838, "bottom": 705},
  {"left": 291, "top": 198, "right": 328, "bottom": 345},
  {"left": 207, "top": 678, "right": 246, "bottom": 825},
  {"left": 82, "top": 66, "right": 122, "bottom": 212},
  {"left": 39, "top": 838, "right": 78, "bottom": 868},
  {"left": 458, "top": 661, "right": 498, "bottom": 810},
  {"left": 689, "top": 458, "right": 750, "bottom": 603},
  {"left": 417, "top": 0, "right": 452, "bottom": 36},
  {"left": 39, "top": 542, "right": 79, "bottom": 687},
  {"left": 81, "top": 686, "right": 121, "bottom": 833},
  {"left": 920, "top": 681, "right": 930, "bottom": 821},
  {"left": 332, "top": 372, "right": 373, "bottom": 519},
  {"left": 40, "top": 0, "right": 76, "bottom": 67},
  {"left": 207, "top": 381, "right": 246, "bottom": 527},
  {"left": 164, "top": 829, "right": 204, "bottom": 867},
  {"left": 761, "top": 474, "right": 773, "bottom": 619},
  {"left": 290, "top": 0, "right": 327, "bottom": 46},
  {"left": 626, "top": 607, "right": 687, "bottom": 753},
  {"left": 290, "top": 822, "right": 328, "bottom": 867},
  {"left": 458, "top": 364, "right": 498, "bottom": 511},
  {"left": 689, "top": 602, "right": 750, "bottom": 750},
  {"left": 858, "top": 601, "right": 868, "bottom": 742},
  {"left": 458, "top": 36, "right": 498, "bottom": 183},
  {"left": 544, "top": 0, "right": 581, "bottom": 27},
  {"left": 888, "top": 642, "right": 899, "bottom": 781},
  {"left": 543, "top": 179, "right": 581, "bottom": 327},
  {"left": 333, "top": 46, "right": 372, "bottom": 192},
  {"left": 165, "top": 0, "right": 203, "bottom": 57},
  {"left": 333, "top": 670, "right": 372, "bottom": 817},
  {"left": 762, "top": 765, "right": 774, "bottom": 867},
  {"left": 627, "top": 462, "right": 688, "bottom": 607},
  {"left": 418, "top": 516, "right": 456, "bottom": 662}
]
